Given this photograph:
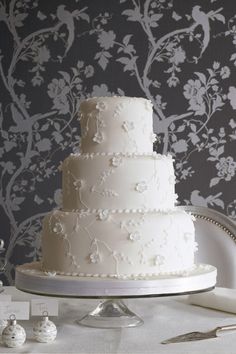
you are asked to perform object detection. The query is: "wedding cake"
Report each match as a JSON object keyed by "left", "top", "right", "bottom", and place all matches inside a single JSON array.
[{"left": 41, "top": 96, "right": 197, "bottom": 279}]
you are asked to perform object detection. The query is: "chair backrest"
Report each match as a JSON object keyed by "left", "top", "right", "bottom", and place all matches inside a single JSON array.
[{"left": 180, "top": 206, "right": 236, "bottom": 288}]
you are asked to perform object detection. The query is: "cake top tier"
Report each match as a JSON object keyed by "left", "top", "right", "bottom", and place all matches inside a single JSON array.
[{"left": 79, "top": 96, "right": 155, "bottom": 154}]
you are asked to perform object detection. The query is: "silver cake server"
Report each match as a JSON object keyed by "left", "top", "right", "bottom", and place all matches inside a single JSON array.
[{"left": 161, "top": 324, "right": 236, "bottom": 344}]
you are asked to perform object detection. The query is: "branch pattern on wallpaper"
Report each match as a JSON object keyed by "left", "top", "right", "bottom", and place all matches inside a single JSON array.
[{"left": 0, "top": 0, "right": 236, "bottom": 283}]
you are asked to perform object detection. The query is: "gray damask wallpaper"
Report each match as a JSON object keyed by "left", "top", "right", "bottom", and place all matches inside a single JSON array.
[{"left": 0, "top": 0, "right": 236, "bottom": 284}]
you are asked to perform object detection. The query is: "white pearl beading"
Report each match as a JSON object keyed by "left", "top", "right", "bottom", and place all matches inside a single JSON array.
[{"left": 20, "top": 262, "right": 204, "bottom": 279}]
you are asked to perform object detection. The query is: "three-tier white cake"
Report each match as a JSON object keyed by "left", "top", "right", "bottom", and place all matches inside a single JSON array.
[{"left": 41, "top": 96, "right": 197, "bottom": 279}]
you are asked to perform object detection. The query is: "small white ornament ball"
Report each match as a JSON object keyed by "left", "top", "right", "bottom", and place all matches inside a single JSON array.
[
  {"left": 33, "top": 315, "right": 57, "bottom": 343},
  {"left": 0, "top": 319, "right": 8, "bottom": 344},
  {"left": 0, "top": 319, "right": 8, "bottom": 335},
  {"left": 2, "top": 317, "right": 26, "bottom": 348}
]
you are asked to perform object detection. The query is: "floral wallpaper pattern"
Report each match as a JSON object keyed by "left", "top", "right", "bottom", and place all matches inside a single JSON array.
[{"left": 0, "top": 0, "right": 236, "bottom": 284}]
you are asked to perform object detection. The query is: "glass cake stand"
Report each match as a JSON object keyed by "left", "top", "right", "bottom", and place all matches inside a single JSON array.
[{"left": 15, "top": 261, "right": 217, "bottom": 328}]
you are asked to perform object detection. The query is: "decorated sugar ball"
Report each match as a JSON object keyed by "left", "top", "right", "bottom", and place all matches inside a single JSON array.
[
  {"left": 0, "top": 319, "right": 8, "bottom": 335},
  {"left": 33, "top": 314, "right": 57, "bottom": 343},
  {"left": 2, "top": 316, "right": 26, "bottom": 348}
]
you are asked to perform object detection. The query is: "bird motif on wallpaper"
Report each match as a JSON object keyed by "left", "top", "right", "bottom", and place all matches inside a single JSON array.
[
  {"left": 191, "top": 6, "right": 224, "bottom": 60},
  {"left": 56, "top": 5, "right": 75, "bottom": 57},
  {"left": 191, "top": 6, "right": 210, "bottom": 58}
]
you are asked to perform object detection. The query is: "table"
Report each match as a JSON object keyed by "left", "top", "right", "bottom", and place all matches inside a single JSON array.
[{"left": 0, "top": 286, "right": 236, "bottom": 354}]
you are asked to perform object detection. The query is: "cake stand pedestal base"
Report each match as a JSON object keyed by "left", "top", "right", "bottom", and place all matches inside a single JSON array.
[
  {"left": 15, "top": 262, "right": 217, "bottom": 328},
  {"left": 77, "top": 299, "right": 143, "bottom": 328}
]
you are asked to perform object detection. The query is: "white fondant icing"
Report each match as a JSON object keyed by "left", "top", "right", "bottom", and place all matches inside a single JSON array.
[
  {"left": 41, "top": 96, "right": 197, "bottom": 280},
  {"left": 62, "top": 153, "right": 175, "bottom": 211},
  {"left": 42, "top": 209, "right": 195, "bottom": 277},
  {"left": 79, "top": 97, "right": 153, "bottom": 154}
]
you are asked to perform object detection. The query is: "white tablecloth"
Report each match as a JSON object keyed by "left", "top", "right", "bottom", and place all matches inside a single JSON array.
[{"left": 0, "top": 286, "right": 236, "bottom": 354}]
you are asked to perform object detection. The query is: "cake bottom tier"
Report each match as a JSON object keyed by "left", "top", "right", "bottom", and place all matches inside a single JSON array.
[{"left": 41, "top": 208, "right": 197, "bottom": 279}]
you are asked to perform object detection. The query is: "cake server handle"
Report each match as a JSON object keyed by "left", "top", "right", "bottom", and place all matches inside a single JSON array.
[{"left": 216, "top": 324, "right": 236, "bottom": 335}]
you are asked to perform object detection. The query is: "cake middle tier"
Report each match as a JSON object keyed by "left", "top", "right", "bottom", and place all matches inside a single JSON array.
[{"left": 62, "top": 153, "right": 177, "bottom": 211}]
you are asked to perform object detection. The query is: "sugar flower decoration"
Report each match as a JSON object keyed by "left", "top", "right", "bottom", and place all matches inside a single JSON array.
[
  {"left": 97, "top": 116, "right": 106, "bottom": 128},
  {"left": 113, "top": 102, "right": 125, "bottom": 118},
  {"left": 58, "top": 161, "right": 63, "bottom": 171},
  {"left": 78, "top": 210, "right": 91, "bottom": 218},
  {"left": 97, "top": 210, "right": 110, "bottom": 221},
  {"left": 44, "top": 271, "right": 57, "bottom": 277},
  {"left": 150, "top": 133, "right": 157, "bottom": 143},
  {"left": 184, "top": 232, "right": 192, "bottom": 242},
  {"left": 53, "top": 222, "right": 64, "bottom": 234},
  {"left": 154, "top": 254, "right": 165, "bottom": 266},
  {"left": 122, "top": 121, "right": 134, "bottom": 132},
  {"left": 128, "top": 231, "right": 141, "bottom": 242},
  {"left": 110, "top": 156, "right": 123, "bottom": 167},
  {"left": 78, "top": 111, "right": 84, "bottom": 120},
  {"left": 135, "top": 181, "right": 148, "bottom": 193},
  {"left": 73, "top": 179, "right": 84, "bottom": 191},
  {"left": 173, "top": 193, "right": 178, "bottom": 203},
  {"left": 89, "top": 252, "right": 100, "bottom": 264},
  {"left": 193, "top": 241, "right": 199, "bottom": 252},
  {"left": 145, "top": 100, "right": 153, "bottom": 111},
  {"left": 96, "top": 101, "right": 107, "bottom": 111},
  {"left": 93, "top": 132, "right": 104, "bottom": 144},
  {"left": 168, "top": 175, "right": 175, "bottom": 185}
]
